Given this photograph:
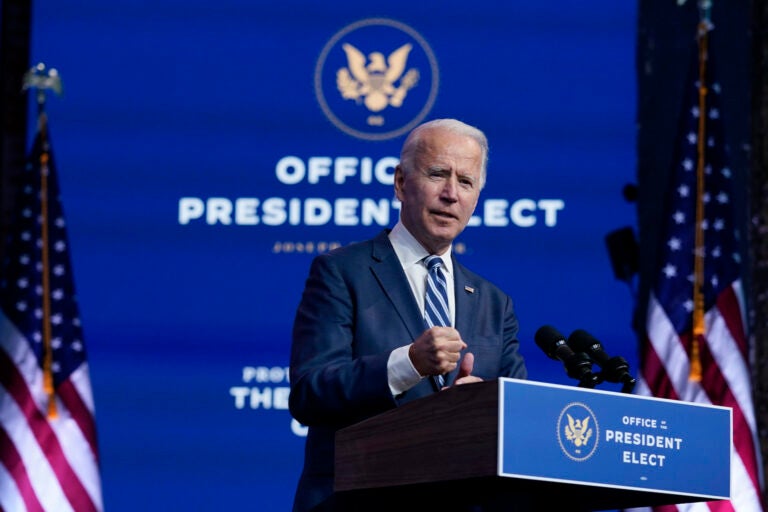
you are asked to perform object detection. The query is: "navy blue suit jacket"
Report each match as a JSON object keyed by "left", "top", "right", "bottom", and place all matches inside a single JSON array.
[{"left": 289, "top": 230, "right": 527, "bottom": 511}]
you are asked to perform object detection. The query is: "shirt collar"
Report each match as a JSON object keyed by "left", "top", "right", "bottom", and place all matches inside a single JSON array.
[{"left": 390, "top": 221, "right": 453, "bottom": 276}]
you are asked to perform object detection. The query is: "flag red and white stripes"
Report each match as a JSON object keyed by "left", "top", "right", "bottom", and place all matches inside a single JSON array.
[{"left": 0, "top": 115, "right": 102, "bottom": 511}]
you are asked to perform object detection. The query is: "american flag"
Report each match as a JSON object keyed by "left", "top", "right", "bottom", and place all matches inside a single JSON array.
[
  {"left": 634, "top": 28, "right": 764, "bottom": 512},
  {"left": 0, "top": 114, "right": 102, "bottom": 511}
]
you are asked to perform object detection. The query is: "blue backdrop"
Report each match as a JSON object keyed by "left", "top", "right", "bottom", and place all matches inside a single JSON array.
[{"left": 30, "top": 1, "right": 637, "bottom": 509}]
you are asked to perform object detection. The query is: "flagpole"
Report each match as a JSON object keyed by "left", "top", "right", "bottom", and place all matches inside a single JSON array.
[
  {"left": 687, "top": 1, "right": 713, "bottom": 382},
  {"left": 21, "top": 62, "right": 63, "bottom": 418}
]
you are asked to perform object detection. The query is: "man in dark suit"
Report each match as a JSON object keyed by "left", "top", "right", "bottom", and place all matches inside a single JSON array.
[{"left": 289, "top": 118, "right": 528, "bottom": 511}]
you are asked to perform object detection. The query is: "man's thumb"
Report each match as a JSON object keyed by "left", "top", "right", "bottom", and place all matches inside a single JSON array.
[{"left": 458, "top": 352, "right": 474, "bottom": 378}]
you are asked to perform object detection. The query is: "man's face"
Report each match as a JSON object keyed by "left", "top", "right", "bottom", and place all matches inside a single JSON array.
[{"left": 395, "top": 128, "right": 483, "bottom": 254}]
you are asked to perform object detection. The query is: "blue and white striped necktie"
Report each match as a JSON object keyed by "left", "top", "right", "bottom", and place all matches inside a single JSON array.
[
  {"left": 424, "top": 255, "right": 450, "bottom": 328},
  {"left": 424, "top": 255, "right": 450, "bottom": 388}
]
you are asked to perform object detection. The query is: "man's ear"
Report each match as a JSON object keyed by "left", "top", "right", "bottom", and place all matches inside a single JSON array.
[{"left": 394, "top": 165, "right": 405, "bottom": 201}]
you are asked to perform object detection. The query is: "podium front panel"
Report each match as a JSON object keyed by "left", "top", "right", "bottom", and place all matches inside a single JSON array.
[{"left": 498, "top": 378, "right": 731, "bottom": 500}]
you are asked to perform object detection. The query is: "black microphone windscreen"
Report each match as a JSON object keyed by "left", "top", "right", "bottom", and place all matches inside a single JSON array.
[
  {"left": 567, "top": 329, "right": 600, "bottom": 353},
  {"left": 534, "top": 325, "right": 567, "bottom": 359}
]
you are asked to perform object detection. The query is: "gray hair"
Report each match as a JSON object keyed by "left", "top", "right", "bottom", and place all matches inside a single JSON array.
[{"left": 399, "top": 118, "right": 489, "bottom": 189}]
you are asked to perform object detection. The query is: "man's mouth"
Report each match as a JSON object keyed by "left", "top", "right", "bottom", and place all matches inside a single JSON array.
[{"left": 431, "top": 210, "right": 457, "bottom": 221}]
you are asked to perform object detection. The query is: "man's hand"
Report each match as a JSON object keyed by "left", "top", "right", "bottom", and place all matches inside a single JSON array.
[{"left": 409, "top": 326, "right": 466, "bottom": 376}]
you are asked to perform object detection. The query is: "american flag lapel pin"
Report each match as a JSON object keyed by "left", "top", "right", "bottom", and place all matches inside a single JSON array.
[{"left": 464, "top": 285, "right": 475, "bottom": 294}]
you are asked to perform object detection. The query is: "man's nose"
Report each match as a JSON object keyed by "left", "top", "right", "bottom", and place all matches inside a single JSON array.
[{"left": 440, "top": 177, "right": 459, "bottom": 201}]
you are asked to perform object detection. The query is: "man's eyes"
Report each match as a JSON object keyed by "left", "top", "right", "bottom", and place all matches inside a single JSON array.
[{"left": 425, "top": 170, "right": 475, "bottom": 188}]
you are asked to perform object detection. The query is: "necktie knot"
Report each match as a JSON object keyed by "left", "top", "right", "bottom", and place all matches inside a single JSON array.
[{"left": 424, "top": 255, "right": 443, "bottom": 273}]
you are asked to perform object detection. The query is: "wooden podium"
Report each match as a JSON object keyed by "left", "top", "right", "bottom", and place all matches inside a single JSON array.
[{"left": 335, "top": 379, "right": 731, "bottom": 511}]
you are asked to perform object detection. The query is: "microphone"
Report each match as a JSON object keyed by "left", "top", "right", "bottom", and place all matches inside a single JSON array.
[
  {"left": 534, "top": 325, "right": 599, "bottom": 388},
  {"left": 568, "top": 329, "right": 637, "bottom": 393}
]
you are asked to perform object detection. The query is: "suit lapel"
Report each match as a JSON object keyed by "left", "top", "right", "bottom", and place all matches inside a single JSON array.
[
  {"left": 369, "top": 231, "right": 425, "bottom": 340},
  {"left": 445, "top": 259, "right": 478, "bottom": 386}
]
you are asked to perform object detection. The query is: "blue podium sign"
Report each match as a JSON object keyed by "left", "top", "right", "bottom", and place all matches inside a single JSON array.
[{"left": 498, "top": 378, "right": 731, "bottom": 500}]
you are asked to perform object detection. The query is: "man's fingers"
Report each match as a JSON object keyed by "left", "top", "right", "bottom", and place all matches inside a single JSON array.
[
  {"left": 411, "top": 328, "right": 468, "bottom": 376},
  {"left": 454, "top": 375, "right": 483, "bottom": 386},
  {"left": 427, "top": 327, "right": 466, "bottom": 348}
]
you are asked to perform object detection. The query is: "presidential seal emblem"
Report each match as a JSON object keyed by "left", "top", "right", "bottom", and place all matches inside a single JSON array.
[
  {"left": 314, "top": 18, "right": 439, "bottom": 141},
  {"left": 557, "top": 402, "right": 599, "bottom": 462}
]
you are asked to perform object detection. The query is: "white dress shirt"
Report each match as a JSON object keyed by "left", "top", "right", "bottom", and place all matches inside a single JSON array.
[{"left": 386, "top": 221, "right": 455, "bottom": 395}]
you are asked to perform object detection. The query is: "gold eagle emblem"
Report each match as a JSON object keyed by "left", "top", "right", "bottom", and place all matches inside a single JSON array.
[
  {"left": 565, "top": 413, "right": 593, "bottom": 448},
  {"left": 336, "top": 43, "right": 420, "bottom": 112}
]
